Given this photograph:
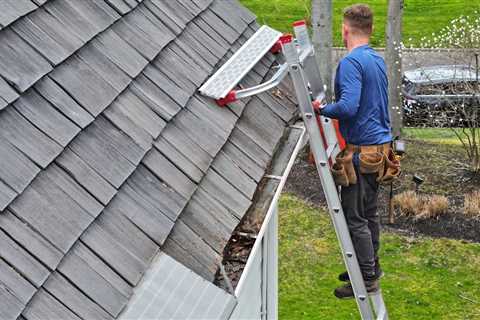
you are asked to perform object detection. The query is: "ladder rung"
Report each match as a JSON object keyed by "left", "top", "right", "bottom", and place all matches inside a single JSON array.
[
  {"left": 326, "top": 142, "right": 338, "bottom": 158},
  {"left": 199, "top": 25, "right": 282, "bottom": 99}
]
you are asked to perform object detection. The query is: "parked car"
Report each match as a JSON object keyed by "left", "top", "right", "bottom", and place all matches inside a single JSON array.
[{"left": 402, "top": 65, "right": 480, "bottom": 127}]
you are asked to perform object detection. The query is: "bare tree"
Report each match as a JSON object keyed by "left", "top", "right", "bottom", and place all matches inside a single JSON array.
[
  {"left": 385, "top": 0, "right": 404, "bottom": 137},
  {"left": 403, "top": 14, "right": 480, "bottom": 173},
  {"left": 405, "top": 68, "right": 480, "bottom": 173},
  {"left": 312, "top": 0, "right": 333, "bottom": 102}
]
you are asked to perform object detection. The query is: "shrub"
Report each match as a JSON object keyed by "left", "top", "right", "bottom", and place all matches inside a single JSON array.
[
  {"left": 419, "top": 195, "right": 449, "bottom": 220},
  {"left": 393, "top": 191, "right": 422, "bottom": 217},
  {"left": 393, "top": 191, "right": 449, "bottom": 220},
  {"left": 464, "top": 191, "right": 480, "bottom": 217}
]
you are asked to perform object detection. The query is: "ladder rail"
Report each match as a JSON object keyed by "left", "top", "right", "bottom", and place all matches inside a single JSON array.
[
  {"left": 292, "top": 22, "right": 341, "bottom": 159},
  {"left": 371, "top": 292, "right": 389, "bottom": 320},
  {"left": 293, "top": 23, "right": 324, "bottom": 98}
]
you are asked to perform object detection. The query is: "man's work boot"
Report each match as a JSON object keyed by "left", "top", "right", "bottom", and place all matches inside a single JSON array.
[
  {"left": 334, "top": 279, "right": 379, "bottom": 299},
  {"left": 338, "top": 268, "right": 384, "bottom": 282},
  {"left": 338, "top": 260, "right": 384, "bottom": 282}
]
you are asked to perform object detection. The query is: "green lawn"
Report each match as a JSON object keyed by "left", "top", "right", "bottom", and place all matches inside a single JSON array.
[
  {"left": 239, "top": 0, "right": 480, "bottom": 47},
  {"left": 279, "top": 194, "right": 480, "bottom": 319},
  {"left": 403, "top": 127, "right": 462, "bottom": 145}
]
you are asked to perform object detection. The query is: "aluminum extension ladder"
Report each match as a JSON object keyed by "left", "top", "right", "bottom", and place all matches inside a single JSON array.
[{"left": 199, "top": 21, "right": 388, "bottom": 320}]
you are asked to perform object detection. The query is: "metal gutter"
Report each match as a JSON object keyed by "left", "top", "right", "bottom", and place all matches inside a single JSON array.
[{"left": 234, "top": 123, "right": 307, "bottom": 296}]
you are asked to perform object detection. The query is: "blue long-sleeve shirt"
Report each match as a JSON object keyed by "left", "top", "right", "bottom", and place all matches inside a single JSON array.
[{"left": 321, "top": 45, "right": 392, "bottom": 145}]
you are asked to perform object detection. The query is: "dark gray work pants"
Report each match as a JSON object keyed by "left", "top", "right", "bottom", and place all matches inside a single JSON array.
[{"left": 340, "top": 163, "right": 380, "bottom": 280}]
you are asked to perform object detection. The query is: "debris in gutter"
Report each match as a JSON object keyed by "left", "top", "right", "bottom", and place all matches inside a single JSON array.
[
  {"left": 234, "top": 231, "right": 258, "bottom": 239},
  {"left": 215, "top": 125, "right": 303, "bottom": 292},
  {"left": 214, "top": 179, "right": 268, "bottom": 290}
]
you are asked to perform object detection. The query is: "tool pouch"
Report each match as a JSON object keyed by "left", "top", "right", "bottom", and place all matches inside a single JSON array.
[
  {"left": 359, "top": 151, "right": 384, "bottom": 175},
  {"left": 331, "top": 149, "right": 357, "bottom": 186},
  {"left": 379, "top": 149, "right": 401, "bottom": 184},
  {"left": 331, "top": 162, "right": 349, "bottom": 187}
]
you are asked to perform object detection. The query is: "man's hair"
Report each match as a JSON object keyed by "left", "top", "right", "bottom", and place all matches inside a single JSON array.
[{"left": 343, "top": 4, "right": 373, "bottom": 36}]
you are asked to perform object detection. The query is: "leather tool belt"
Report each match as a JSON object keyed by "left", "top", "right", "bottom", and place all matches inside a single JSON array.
[{"left": 331, "top": 142, "right": 401, "bottom": 187}]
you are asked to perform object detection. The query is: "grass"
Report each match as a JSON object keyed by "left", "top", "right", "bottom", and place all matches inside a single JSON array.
[
  {"left": 403, "top": 127, "right": 462, "bottom": 145},
  {"left": 239, "top": 0, "right": 480, "bottom": 47},
  {"left": 278, "top": 194, "right": 480, "bottom": 319}
]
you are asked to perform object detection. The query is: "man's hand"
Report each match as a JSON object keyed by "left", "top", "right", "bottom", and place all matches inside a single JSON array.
[{"left": 312, "top": 99, "right": 327, "bottom": 116}]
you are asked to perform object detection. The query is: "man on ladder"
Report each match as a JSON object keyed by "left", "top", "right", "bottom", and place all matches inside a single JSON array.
[
  {"left": 315, "top": 4, "right": 399, "bottom": 299},
  {"left": 200, "top": 6, "right": 396, "bottom": 316}
]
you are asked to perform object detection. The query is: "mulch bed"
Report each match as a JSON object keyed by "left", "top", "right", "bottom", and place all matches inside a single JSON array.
[
  {"left": 284, "top": 142, "right": 480, "bottom": 243},
  {"left": 386, "top": 213, "right": 480, "bottom": 242}
]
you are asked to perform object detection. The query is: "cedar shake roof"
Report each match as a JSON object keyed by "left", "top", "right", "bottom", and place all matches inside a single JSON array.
[{"left": 0, "top": 0, "right": 298, "bottom": 318}]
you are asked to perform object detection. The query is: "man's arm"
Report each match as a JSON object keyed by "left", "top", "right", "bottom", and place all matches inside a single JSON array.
[{"left": 320, "top": 58, "right": 362, "bottom": 120}]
